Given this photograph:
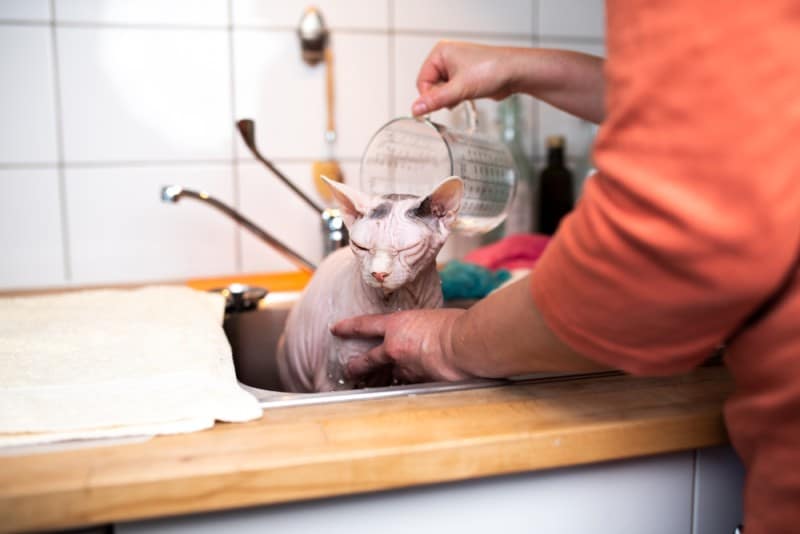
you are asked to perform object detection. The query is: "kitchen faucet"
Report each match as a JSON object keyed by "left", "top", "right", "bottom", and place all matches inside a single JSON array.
[
  {"left": 161, "top": 119, "right": 348, "bottom": 273},
  {"left": 236, "top": 118, "right": 348, "bottom": 257},
  {"left": 160, "top": 185, "right": 316, "bottom": 273}
]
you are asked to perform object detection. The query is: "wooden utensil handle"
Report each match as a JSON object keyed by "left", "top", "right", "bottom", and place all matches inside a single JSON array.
[{"left": 325, "top": 47, "right": 335, "bottom": 134}]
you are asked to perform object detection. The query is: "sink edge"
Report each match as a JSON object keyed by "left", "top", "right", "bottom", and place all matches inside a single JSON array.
[{"left": 241, "top": 371, "right": 622, "bottom": 409}]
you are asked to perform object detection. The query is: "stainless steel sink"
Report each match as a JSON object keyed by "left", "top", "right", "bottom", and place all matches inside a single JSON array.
[{"left": 223, "top": 290, "right": 617, "bottom": 409}]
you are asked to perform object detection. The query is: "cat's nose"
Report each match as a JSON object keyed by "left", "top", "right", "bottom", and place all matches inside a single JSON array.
[{"left": 371, "top": 271, "right": 390, "bottom": 283}]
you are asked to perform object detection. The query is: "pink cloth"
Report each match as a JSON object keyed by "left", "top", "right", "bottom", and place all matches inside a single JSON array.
[{"left": 464, "top": 233, "right": 551, "bottom": 271}]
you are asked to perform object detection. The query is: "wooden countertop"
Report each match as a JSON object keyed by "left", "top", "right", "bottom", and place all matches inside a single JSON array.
[{"left": 0, "top": 366, "right": 733, "bottom": 533}]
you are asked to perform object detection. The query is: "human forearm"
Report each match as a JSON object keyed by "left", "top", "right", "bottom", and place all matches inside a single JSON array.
[
  {"left": 446, "top": 274, "right": 608, "bottom": 378},
  {"left": 507, "top": 48, "right": 605, "bottom": 124},
  {"left": 332, "top": 274, "right": 607, "bottom": 384}
]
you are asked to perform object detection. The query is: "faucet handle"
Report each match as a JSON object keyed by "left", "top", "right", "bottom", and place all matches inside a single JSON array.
[
  {"left": 321, "top": 208, "right": 348, "bottom": 255},
  {"left": 212, "top": 283, "right": 268, "bottom": 313}
]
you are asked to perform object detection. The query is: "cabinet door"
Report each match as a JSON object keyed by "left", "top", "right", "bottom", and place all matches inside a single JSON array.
[
  {"left": 693, "top": 446, "right": 745, "bottom": 534},
  {"left": 118, "top": 451, "right": 694, "bottom": 534}
]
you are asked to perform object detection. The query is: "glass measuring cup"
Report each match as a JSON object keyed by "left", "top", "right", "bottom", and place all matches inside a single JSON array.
[{"left": 359, "top": 102, "right": 518, "bottom": 235}]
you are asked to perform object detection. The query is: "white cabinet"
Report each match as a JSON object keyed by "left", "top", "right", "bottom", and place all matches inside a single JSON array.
[
  {"left": 693, "top": 446, "right": 745, "bottom": 534},
  {"left": 120, "top": 451, "right": 707, "bottom": 534}
]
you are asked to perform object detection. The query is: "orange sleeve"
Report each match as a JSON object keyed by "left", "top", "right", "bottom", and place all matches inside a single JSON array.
[{"left": 531, "top": 0, "right": 800, "bottom": 375}]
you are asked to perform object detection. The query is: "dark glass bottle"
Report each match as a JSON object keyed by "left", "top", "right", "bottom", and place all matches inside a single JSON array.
[{"left": 538, "top": 135, "right": 574, "bottom": 235}]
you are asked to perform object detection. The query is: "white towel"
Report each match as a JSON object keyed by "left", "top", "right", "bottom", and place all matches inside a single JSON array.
[{"left": 0, "top": 286, "right": 262, "bottom": 448}]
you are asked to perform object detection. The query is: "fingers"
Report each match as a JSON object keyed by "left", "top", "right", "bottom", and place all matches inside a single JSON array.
[
  {"left": 416, "top": 41, "right": 449, "bottom": 92},
  {"left": 411, "top": 83, "right": 463, "bottom": 116},
  {"left": 362, "top": 363, "right": 395, "bottom": 388},
  {"left": 330, "top": 314, "right": 388, "bottom": 339},
  {"left": 413, "top": 42, "right": 464, "bottom": 116},
  {"left": 416, "top": 49, "right": 448, "bottom": 95},
  {"left": 346, "top": 344, "right": 393, "bottom": 380},
  {"left": 392, "top": 364, "right": 419, "bottom": 384},
  {"left": 346, "top": 346, "right": 423, "bottom": 385}
]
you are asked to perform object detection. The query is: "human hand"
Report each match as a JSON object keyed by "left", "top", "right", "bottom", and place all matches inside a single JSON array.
[
  {"left": 412, "top": 41, "right": 520, "bottom": 116},
  {"left": 330, "top": 308, "right": 474, "bottom": 384}
]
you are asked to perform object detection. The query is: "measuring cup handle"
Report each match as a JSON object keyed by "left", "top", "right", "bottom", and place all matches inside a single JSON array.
[{"left": 463, "top": 100, "right": 478, "bottom": 134}]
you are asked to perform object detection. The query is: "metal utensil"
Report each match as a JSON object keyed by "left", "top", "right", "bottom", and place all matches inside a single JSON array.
[
  {"left": 213, "top": 283, "right": 268, "bottom": 313},
  {"left": 298, "top": 7, "right": 344, "bottom": 201},
  {"left": 236, "top": 119, "right": 324, "bottom": 215},
  {"left": 310, "top": 46, "right": 344, "bottom": 202},
  {"left": 236, "top": 119, "right": 348, "bottom": 255},
  {"left": 161, "top": 185, "right": 316, "bottom": 272},
  {"left": 297, "top": 6, "right": 328, "bottom": 66}
]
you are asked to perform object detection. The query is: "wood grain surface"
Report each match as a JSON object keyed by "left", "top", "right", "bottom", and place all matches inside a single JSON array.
[{"left": 0, "top": 367, "right": 733, "bottom": 533}]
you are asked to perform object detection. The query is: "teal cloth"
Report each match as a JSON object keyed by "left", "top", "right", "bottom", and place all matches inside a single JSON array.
[{"left": 439, "top": 260, "right": 512, "bottom": 301}]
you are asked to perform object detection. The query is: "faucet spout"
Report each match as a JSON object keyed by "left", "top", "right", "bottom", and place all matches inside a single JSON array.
[
  {"left": 161, "top": 185, "right": 316, "bottom": 273},
  {"left": 236, "top": 119, "right": 324, "bottom": 215}
]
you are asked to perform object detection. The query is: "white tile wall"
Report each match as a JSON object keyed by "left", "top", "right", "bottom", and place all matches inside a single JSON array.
[
  {"left": 233, "top": 0, "right": 388, "bottom": 30},
  {"left": 535, "top": 40, "right": 606, "bottom": 160},
  {"left": 54, "top": 0, "right": 229, "bottom": 27},
  {"left": 0, "top": 0, "right": 50, "bottom": 21},
  {"left": 393, "top": 0, "right": 535, "bottom": 35},
  {"left": 233, "top": 30, "right": 389, "bottom": 160},
  {"left": 57, "top": 26, "right": 233, "bottom": 162},
  {"left": 65, "top": 164, "right": 237, "bottom": 284},
  {"left": 539, "top": 0, "right": 605, "bottom": 38},
  {"left": 0, "top": 0, "right": 605, "bottom": 290},
  {"left": 0, "top": 26, "right": 59, "bottom": 164},
  {"left": 0, "top": 169, "right": 65, "bottom": 289}
]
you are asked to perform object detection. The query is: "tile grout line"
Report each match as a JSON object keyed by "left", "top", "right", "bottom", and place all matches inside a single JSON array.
[
  {"left": 35, "top": 20, "right": 231, "bottom": 31},
  {"left": 227, "top": 0, "right": 243, "bottom": 273},
  {"left": 387, "top": 0, "right": 396, "bottom": 119},
  {"left": 48, "top": 0, "right": 72, "bottom": 283},
  {"left": 0, "top": 19, "right": 603, "bottom": 45},
  {"left": 0, "top": 157, "right": 366, "bottom": 170},
  {"left": 0, "top": 162, "right": 60, "bottom": 169},
  {"left": 0, "top": 19, "right": 49, "bottom": 27}
]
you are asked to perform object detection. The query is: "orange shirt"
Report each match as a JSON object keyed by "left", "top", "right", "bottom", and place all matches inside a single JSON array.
[{"left": 531, "top": 1, "right": 800, "bottom": 532}]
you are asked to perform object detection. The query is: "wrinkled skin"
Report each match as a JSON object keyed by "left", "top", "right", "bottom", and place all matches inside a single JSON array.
[{"left": 276, "top": 176, "right": 464, "bottom": 393}]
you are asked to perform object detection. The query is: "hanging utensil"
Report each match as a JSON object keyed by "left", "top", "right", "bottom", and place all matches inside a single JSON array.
[
  {"left": 297, "top": 6, "right": 328, "bottom": 66},
  {"left": 236, "top": 119, "right": 323, "bottom": 215},
  {"left": 311, "top": 47, "right": 344, "bottom": 201},
  {"left": 298, "top": 7, "right": 343, "bottom": 202}
]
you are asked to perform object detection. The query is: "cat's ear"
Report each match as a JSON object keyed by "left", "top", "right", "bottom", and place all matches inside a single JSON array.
[
  {"left": 413, "top": 176, "right": 464, "bottom": 230},
  {"left": 321, "top": 176, "right": 371, "bottom": 228}
]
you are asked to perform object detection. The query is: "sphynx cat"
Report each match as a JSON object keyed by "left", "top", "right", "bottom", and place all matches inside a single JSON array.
[{"left": 276, "top": 176, "right": 464, "bottom": 393}]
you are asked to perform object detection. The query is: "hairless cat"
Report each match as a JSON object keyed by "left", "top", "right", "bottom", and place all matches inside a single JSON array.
[{"left": 276, "top": 176, "right": 464, "bottom": 393}]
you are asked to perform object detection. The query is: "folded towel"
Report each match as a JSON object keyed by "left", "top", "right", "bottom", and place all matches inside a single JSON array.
[
  {"left": 464, "top": 233, "right": 551, "bottom": 271},
  {"left": 440, "top": 260, "right": 512, "bottom": 301},
  {"left": 0, "top": 286, "right": 262, "bottom": 449}
]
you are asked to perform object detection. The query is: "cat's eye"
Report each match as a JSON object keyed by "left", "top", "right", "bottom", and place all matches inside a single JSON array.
[{"left": 351, "top": 241, "right": 369, "bottom": 252}]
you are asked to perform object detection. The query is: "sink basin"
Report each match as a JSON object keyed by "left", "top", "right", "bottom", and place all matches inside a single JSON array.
[{"left": 223, "top": 291, "right": 617, "bottom": 409}]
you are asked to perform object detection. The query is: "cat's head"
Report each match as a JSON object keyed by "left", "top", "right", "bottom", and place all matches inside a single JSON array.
[{"left": 322, "top": 176, "right": 464, "bottom": 293}]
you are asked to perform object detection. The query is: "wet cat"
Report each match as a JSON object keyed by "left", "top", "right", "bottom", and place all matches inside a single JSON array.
[{"left": 276, "top": 176, "right": 464, "bottom": 393}]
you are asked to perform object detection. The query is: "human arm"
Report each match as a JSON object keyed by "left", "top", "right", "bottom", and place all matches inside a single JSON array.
[
  {"left": 332, "top": 275, "right": 606, "bottom": 384},
  {"left": 412, "top": 41, "right": 605, "bottom": 124},
  {"left": 337, "top": 0, "right": 799, "bottom": 382}
]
